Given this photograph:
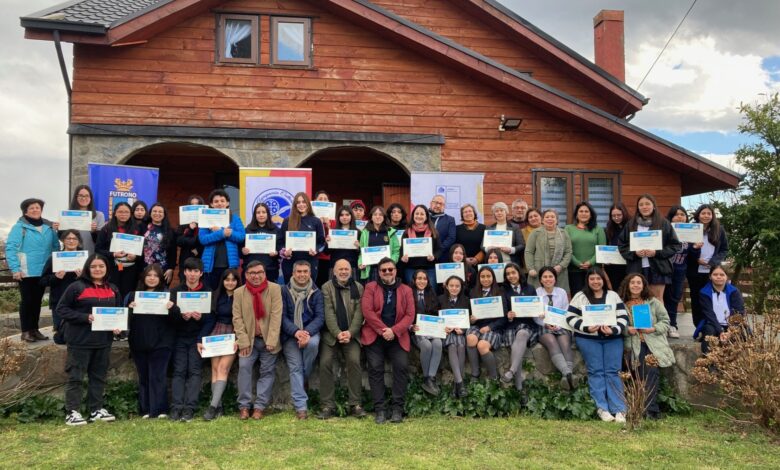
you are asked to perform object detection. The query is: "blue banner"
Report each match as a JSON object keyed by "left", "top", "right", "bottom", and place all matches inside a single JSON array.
[{"left": 88, "top": 163, "right": 159, "bottom": 220}]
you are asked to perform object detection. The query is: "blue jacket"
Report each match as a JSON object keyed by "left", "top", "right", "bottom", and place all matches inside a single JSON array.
[
  {"left": 430, "top": 212, "right": 456, "bottom": 263},
  {"left": 5, "top": 217, "right": 60, "bottom": 277},
  {"left": 698, "top": 281, "right": 745, "bottom": 335},
  {"left": 280, "top": 284, "right": 325, "bottom": 343},
  {"left": 199, "top": 213, "right": 245, "bottom": 273}
]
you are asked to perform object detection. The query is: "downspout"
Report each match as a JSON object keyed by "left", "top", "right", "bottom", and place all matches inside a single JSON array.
[{"left": 53, "top": 30, "right": 73, "bottom": 195}]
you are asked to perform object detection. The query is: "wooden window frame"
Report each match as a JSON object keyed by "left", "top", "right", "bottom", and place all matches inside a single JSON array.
[
  {"left": 270, "top": 16, "right": 312, "bottom": 67},
  {"left": 217, "top": 14, "right": 259, "bottom": 64},
  {"left": 581, "top": 172, "right": 621, "bottom": 205},
  {"left": 532, "top": 170, "right": 575, "bottom": 225}
]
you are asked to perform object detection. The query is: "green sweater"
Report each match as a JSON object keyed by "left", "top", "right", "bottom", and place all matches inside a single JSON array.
[{"left": 564, "top": 224, "right": 606, "bottom": 270}]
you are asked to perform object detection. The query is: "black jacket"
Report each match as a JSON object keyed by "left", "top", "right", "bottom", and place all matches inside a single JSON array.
[
  {"left": 124, "top": 291, "right": 176, "bottom": 351},
  {"left": 617, "top": 220, "right": 681, "bottom": 276},
  {"left": 170, "top": 283, "right": 210, "bottom": 342},
  {"left": 501, "top": 283, "right": 538, "bottom": 331},
  {"left": 39, "top": 255, "right": 80, "bottom": 309},
  {"left": 176, "top": 224, "right": 202, "bottom": 274},
  {"left": 57, "top": 279, "right": 122, "bottom": 348}
]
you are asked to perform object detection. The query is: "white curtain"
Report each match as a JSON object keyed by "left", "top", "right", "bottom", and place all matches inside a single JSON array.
[
  {"left": 278, "top": 23, "right": 304, "bottom": 60},
  {"left": 224, "top": 20, "right": 252, "bottom": 58}
]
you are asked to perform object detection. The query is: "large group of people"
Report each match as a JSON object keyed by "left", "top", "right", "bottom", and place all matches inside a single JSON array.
[{"left": 4, "top": 186, "right": 745, "bottom": 426}]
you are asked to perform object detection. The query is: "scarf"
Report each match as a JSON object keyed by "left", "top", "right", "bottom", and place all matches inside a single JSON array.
[
  {"left": 23, "top": 215, "right": 43, "bottom": 227},
  {"left": 430, "top": 211, "right": 445, "bottom": 230},
  {"left": 289, "top": 278, "right": 314, "bottom": 329},
  {"left": 406, "top": 224, "right": 432, "bottom": 239},
  {"left": 380, "top": 278, "right": 400, "bottom": 302},
  {"left": 637, "top": 217, "right": 653, "bottom": 228},
  {"left": 546, "top": 228, "right": 566, "bottom": 267},
  {"left": 463, "top": 220, "right": 479, "bottom": 230},
  {"left": 333, "top": 276, "right": 360, "bottom": 331},
  {"left": 245, "top": 279, "right": 269, "bottom": 321}
]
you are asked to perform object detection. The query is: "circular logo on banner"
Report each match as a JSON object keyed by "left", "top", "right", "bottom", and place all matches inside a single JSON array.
[
  {"left": 436, "top": 186, "right": 446, "bottom": 194},
  {"left": 255, "top": 189, "right": 293, "bottom": 227}
]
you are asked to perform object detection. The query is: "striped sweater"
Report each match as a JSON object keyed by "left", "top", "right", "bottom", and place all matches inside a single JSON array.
[{"left": 566, "top": 290, "right": 628, "bottom": 339}]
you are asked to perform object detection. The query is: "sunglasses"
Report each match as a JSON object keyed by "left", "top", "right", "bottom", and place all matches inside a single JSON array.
[
  {"left": 379, "top": 268, "right": 396, "bottom": 273},
  {"left": 246, "top": 271, "right": 265, "bottom": 276}
]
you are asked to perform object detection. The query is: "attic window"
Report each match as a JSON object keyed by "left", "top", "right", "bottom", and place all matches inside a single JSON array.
[
  {"left": 271, "top": 17, "right": 311, "bottom": 66},
  {"left": 217, "top": 14, "right": 258, "bottom": 64}
]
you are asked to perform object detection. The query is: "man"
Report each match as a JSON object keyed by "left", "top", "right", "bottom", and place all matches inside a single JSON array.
[
  {"left": 233, "top": 260, "right": 283, "bottom": 420},
  {"left": 429, "top": 194, "right": 456, "bottom": 262},
  {"left": 361, "top": 257, "right": 415, "bottom": 424},
  {"left": 511, "top": 198, "right": 529, "bottom": 230},
  {"left": 281, "top": 260, "right": 324, "bottom": 420},
  {"left": 317, "top": 259, "right": 366, "bottom": 419}
]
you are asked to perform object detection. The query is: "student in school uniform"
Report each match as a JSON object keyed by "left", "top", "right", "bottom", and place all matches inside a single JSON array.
[
  {"left": 409, "top": 269, "right": 443, "bottom": 396},
  {"left": 687, "top": 204, "right": 729, "bottom": 329},
  {"left": 535, "top": 266, "right": 575, "bottom": 390},
  {"left": 438, "top": 275, "right": 471, "bottom": 398},
  {"left": 465, "top": 265, "right": 506, "bottom": 381},
  {"left": 499, "top": 262, "right": 539, "bottom": 391}
]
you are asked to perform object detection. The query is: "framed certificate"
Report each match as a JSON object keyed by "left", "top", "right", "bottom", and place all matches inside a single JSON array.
[
  {"left": 582, "top": 304, "right": 618, "bottom": 327},
  {"left": 361, "top": 245, "right": 390, "bottom": 265},
  {"left": 416, "top": 314, "right": 446, "bottom": 339},
  {"left": 477, "top": 263, "right": 506, "bottom": 283},
  {"left": 595, "top": 245, "right": 626, "bottom": 265},
  {"left": 439, "top": 309, "right": 470, "bottom": 329},
  {"left": 544, "top": 306, "right": 571, "bottom": 330},
  {"left": 176, "top": 291, "right": 212, "bottom": 314},
  {"left": 91, "top": 307, "right": 128, "bottom": 331},
  {"left": 245, "top": 233, "right": 276, "bottom": 254},
  {"left": 198, "top": 208, "right": 229, "bottom": 228},
  {"left": 629, "top": 230, "right": 663, "bottom": 252},
  {"left": 202, "top": 334, "right": 236, "bottom": 358},
  {"left": 403, "top": 237, "right": 433, "bottom": 258},
  {"left": 483, "top": 230, "right": 512, "bottom": 249},
  {"left": 311, "top": 201, "right": 336, "bottom": 220},
  {"left": 286, "top": 231, "right": 316, "bottom": 252},
  {"left": 355, "top": 220, "right": 367, "bottom": 231},
  {"left": 435, "top": 262, "right": 465, "bottom": 284},
  {"left": 672, "top": 223, "right": 704, "bottom": 244},
  {"left": 179, "top": 205, "right": 207, "bottom": 225},
  {"left": 133, "top": 291, "right": 170, "bottom": 315},
  {"left": 470, "top": 296, "right": 504, "bottom": 320},
  {"left": 52, "top": 250, "right": 88, "bottom": 272},
  {"left": 58, "top": 210, "right": 92, "bottom": 231},
  {"left": 631, "top": 304, "right": 653, "bottom": 329},
  {"left": 510, "top": 296, "right": 544, "bottom": 317},
  {"left": 328, "top": 230, "right": 358, "bottom": 250},
  {"left": 109, "top": 233, "right": 144, "bottom": 256}
]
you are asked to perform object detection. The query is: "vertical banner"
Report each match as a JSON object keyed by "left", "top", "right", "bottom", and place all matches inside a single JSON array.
[
  {"left": 410, "top": 172, "right": 484, "bottom": 222},
  {"left": 239, "top": 168, "right": 312, "bottom": 227},
  {"left": 88, "top": 163, "right": 159, "bottom": 220}
]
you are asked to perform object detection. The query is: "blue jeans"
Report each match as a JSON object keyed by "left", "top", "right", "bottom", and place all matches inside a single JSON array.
[
  {"left": 282, "top": 335, "right": 321, "bottom": 411},
  {"left": 575, "top": 336, "right": 625, "bottom": 414},
  {"left": 664, "top": 265, "right": 686, "bottom": 328},
  {"left": 237, "top": 337, "right": 278, "bottom": 410}
]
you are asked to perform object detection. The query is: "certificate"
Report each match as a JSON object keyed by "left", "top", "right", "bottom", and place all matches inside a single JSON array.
[
  {"left": 133, "top": 291, "right": 170, "bottom": 315},
  {"left": 355, "top": 220, "right": 367, "bottom": 231},
  {"left": 483, "top": 230, "right": 513, "bottom": 249},
  {"left": 52, "top": 250, "right": 88, "bottom": 272},
  {"left": 58, "top": 210, "right": 92, "bottom": 231},
  {"left": 361, "top": 245, "right": 390, "bottom": 265},
  {"left": 629, "top": 230, "right": 663, "bottom": 252},
  {"left": 109, "top": 232, "right": 144, "bottom": 256},
  {"left": 245, "top": 233, "right": 276, "bottom": 254},
  {"left": 91, "top": 307, "right": 128, "bottom": 331},
  {"left": 470, "top": 296, "right": 504, "bottom": 320},
  {"left": 176, "top": 291, "right": 212, "bottom": 314},
  {"left": 631, "top": 304, "right": 653, "bottom": 329},
  {"left": 672, "top": 223, "right": 704, "bottom": 244},
  {"left": 202, "top": 334, "right": 236, "bottom": 358},
  {"left": 435, "top": 262, "right": 465, "bottom": 284},
  {"left": 439, "top": 309, "right": 470, "bottom": 329},
  {"left": 311, "top": 201, "right": 336, "bottom": 220},
  {"left": 595, "top": 245, "right": 626, "bottom": 265},
  {"left": 179, "top": 205, "right": 207, "bottom": 225},
  {"left": 582, "top": 304, "right": 618, "bottom": 327},
  {"left": 198, "top": 208, "right": 229, "bottom": 228},
  {"left": 403, "top": 237, "right": 433, "bottom": 258},
  {"left": 544, "top": 305, "right": 571, "bottom": 330},
  {"left": 328, "top": 230, "right": 358, "bottom": 250},
  {"left": 478, "top": 263, "right": 506, "bottom": 283},
  {"left": 511, "top": 296, "right": 545, "bottom": 317},
  {"left": 416, "top": 314, "right": 446, "bottom": 339},
  {"left": 286, "top": 231, "right": 316, "bottom": 252}
]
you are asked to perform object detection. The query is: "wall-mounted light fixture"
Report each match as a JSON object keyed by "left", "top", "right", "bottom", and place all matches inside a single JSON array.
[{"left": 498, "top": 115, "right": 523, "bottom": 132}]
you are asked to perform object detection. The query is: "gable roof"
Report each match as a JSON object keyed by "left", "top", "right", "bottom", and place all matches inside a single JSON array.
[{"left": 21, "top": 0, "right": 171, "bottom": 34}]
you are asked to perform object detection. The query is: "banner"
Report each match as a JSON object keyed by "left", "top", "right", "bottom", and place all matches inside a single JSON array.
[
  {"left": 410, "top": 172, "right": 484, "bottom": 222},
  {"left": 239, "top": 168, "right": 312, "bottom": 227},
  {"left": 88, "top": 163, "right": 159, "bottom": 220}
]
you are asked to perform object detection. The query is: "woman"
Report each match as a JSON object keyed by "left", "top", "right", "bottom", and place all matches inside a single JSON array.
[
  {"left": 57, "top": 253, "right": 122, "bottom": 425},
  {"left": 96, "top": 202, "right": 142, "bottom": 301},
  {"left": 698, "top": 265, "right": 745, "bottom": 355},
  {"left": 485, "top": 202, "right": 524, "bottom": 265},
  {"left": 6, "top": 198, "right": 60, "bottom": 342},
  {"left": 409, "top": 269, "right": 443, "bottom": 396},
  {"left": 199, "top": 189, "right": 245, "bottom": 290},
  {"left": 131, "top": 201, "right": 149, "bottom": 227},
  {"left": 466, "top": 266, "right": 506, "bottom": 380},
  {"left": 449, "top": 243, "right": 476, "bottom": 290},
  {"left": 664, "top": 205, "right": 689, "bottom": 339},
  {"left": 242, "top": 202, "right": 280, "bottom": 283},
  {"left": 619, "top": 273, "right": 674, "bottom": 420},
  {"left": 536, "top": 266, "right": 575, "bottom": 389},
  {"left": 566, "top": 267, "right": 629, "bottom": 423},
  {"left": 525, "top": 209, "right": 573, "bottom": 294},
  {"left": 604, "top": 203, "right": 630, "bottom": 292},
  {"left": 278, "top": 192, "right": 326, "bottom": 284},
  {"left": 485, "top": 248, "right": 503, "bottom": 265},
  {"left": 198, "top": 268, "right": 241, "bottom": 420},
  {"left": 358, "top": 206, "right": 400, "bottom": 282},
  {"left": 387, "top": 203, "right": 408, "bottom": 232},
  {"left": 126, "top": 264, "right": 176, "bottom": 419},
  {"left": 327, "top": 205, "right": 360, "bottom": 277},
  {"left": 438, "top": 275, "right": 470, "bottom": 398},
  {"left": 142, "top": 203, "right": 177, "bottom": 285},
  {"left": 313, "top": 191, "right": 335, "bottom": 287},
  {"left": 565, "top": 202, "right": 606, "bottom": 295},
  {"left": 68, "top": 184, "right": 105, "bottom": 254},
  {"left": 521, "top": 208, "right": 542, "bottom": 242},
  {"left": 687, "top": 204, "right": 729, "bottom": 329},
  {"left": 176, "top": 194, "right": 205, "bottom": 283},
  {"left": 455, "top": 204, "right": 486, "bottom": 268},
  {"left": 40, "top": 230, "right": 83, "bottom": 345},
  {"left": 500, "top": 262, "right": 538, "bottom": 391},
  {"left": 400, "top": 204, "right": 440, "bottom": 284}
]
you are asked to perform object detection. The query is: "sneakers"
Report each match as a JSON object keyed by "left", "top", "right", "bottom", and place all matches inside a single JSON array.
[
  {"left": 374, "top": 412, "right": 386, "bottom": 424},
  {"left": 169, "top": 408, "right": 181, "bottom": 421},
  {"left": 500, "top": 371, "right": 514, "bottom": 384},
  {"left": 421, "top": 377, "right": 440, "bottom": 396},
  {"left": 597, "top": 408, "right": 615, "bottom": 422},
  {"left": 181, "top": 408, "right": 194, "bottom": 422},
  {"left": 351, "top": 405, "right": 367, "bottom": 418},
  {"left": 203, "top": 406, "right": 220, "bottom": 421},
  {"left": 88, "top": 409, "right": 115, "bottom": 422},
  {"left": 141, "top": 414, "right": 150, "bottom": 419},
  {"left": 65, "top": 410, "right": 87, "bottom": 426},
  {"left": 390, "top": 408, "right": 404, "bottom": 424},
  {"left": 668, "top": 326, "right": 680, "bottom": 338},
  {"left": 614, "top": 412, "right": 626, "bottom": 423}
]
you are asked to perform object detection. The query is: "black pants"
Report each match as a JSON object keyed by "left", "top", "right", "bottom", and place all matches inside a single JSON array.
[
  {"left": 688, "top": 272, "right": 710, "bottom": 327},
  {"left": 634, "top": 343, "right": 660, "bottom": 415},
  {"left": 18, "top": 277, "right": 45, "bottom": 332},
  {"left": 604, "top": 264, "right": 627, "bottom": 292},
  {"left": 701, "top": 323, "right": 727, "bottom": 355},
  {"left": 568, "top": 269, "right": 586, "bottom": 296},
  {"left": 132, "top": 347, "right": 172, "bottom": 417},
  {"left": 171, "top": 338, "right": 201, "bottom": 411},
  {"left": 365, "top": 338, "right": 408, "bottom": 413},
  {"left": 65, "top": 346, "right": 111, "bottom": 413},
  {"left": 205, "top": 267, "right": 228, "bottom": 291},
  {"left": 110, "top": 264, "right": 140, "bottom": 301}
]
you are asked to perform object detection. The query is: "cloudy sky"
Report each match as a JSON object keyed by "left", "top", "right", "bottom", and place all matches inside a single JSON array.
[{"left": 2, "top": 0, "right": 779, "bottom": 236}]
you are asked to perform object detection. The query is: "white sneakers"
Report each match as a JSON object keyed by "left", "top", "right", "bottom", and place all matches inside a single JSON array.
[
  {"left": 65, "top": 410, "right": 87, "bottom": 426},
  {"left": 614, "top": 412, "right": 627, "bottom": 423},
  {"left": 668, "top": 326, "right": 680, "bottom": 338},
  {"left": 597, "top": 408, "right": 615, "bottom": 422},
  {"left": 88, "top": 408, "right": 116, "bottom": 422}
]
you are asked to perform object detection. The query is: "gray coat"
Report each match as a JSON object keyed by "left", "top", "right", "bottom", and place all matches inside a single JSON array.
[{"left": 524, "top": 227, "right": 573, "bottom": 294}]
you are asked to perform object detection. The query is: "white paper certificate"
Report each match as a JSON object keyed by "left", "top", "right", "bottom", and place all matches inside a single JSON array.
[
  {"left": 176, "top": 291, "right": 212, "bottom": 314},
  {"left": 286, "top": 231, "right": 316, "bottom": 252},
  {"left": 355, "top": 220, "right": 367, "bottom": 231},
  {"left": 328, "top": 230, "right": 358, "bottom": 250},
  {"left": 245, "top": 233, "right": 276, "bottom": 254},
  {"left": 595, "top": 245, "right": 626, "bottom": 265},
  {"left": 91, "top": 307, "right": 128, "bottom": 331},
  {"left": 199, "top": 208, "right": 229, "bottom": 228},
  {"left": 435, "top": 262, "right": 465, "bottom": 284},
  {"left": 133, "top": 291, "right": 170, "bottom": 315},
  {"left": 478, "top": 263, "right": 506, "bottom": 283},
  {"left": 511, "top": 296, "right": 545, "bottom": 318},
  {"left": 403, "top": 237, "right": 433, "bottom": 258},
  {"left": 629, "top": 230, "right": 663, "bottom": 252},
  {"left": 179, "top": 205, "right": 207, "bottom": 225},
  {"left": 52, "top": 250, "right": 88, "bottom": 272},
  {"left": 416, "top": 314, "right": 446, "bottom": 339},
  {"left": 202, "top": 334, "right": 236, "bottom": 358},
  {"left": 58, "top": 210, "right": 92, "bottom": 231},
  {"left": 470, "top": 296, "right": 504, "bottom": 320},
  {"left": 361, "top": 245, "right": 390, "bottom": 265},
  {"left": 311, "top": 201, "right": 336, "bottom": 220},
  {"left": 109, "top": 233, "right": 144, "bottom": 256},
  {"left": 483, "top": 230, "right": 513, "bottom": 249},
  {"left": 439, "top": 309, "right": 470, "bottom": 329},
  {"left": 672, "top": 223, "right": 704, "bottom": 244},
  {"left": 582, "top": 304, "right": 618, "bottom": 327},
  {"left": 544, "top": 306, "right": 571, "bottom": 331}
]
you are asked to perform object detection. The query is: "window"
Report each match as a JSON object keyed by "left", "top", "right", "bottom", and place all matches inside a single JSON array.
[
  {"left": 582, "top": 174, "right": 620, "bottom": 228},
  {"left": 534, "top": 171, "right": 574, "bottom": 227},
  {"left": 533, "top": 170, "right": 621, "bottom": 227},
  {"left": 217, "top": 14, "right": 259, "bottom": 64},
  {"left": 271, "top": 17, "right": 311, "bottom": 66}
]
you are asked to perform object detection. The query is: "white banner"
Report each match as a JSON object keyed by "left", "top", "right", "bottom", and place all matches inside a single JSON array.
[
  {"left": 239, "top": 168, "right": 312, "bottom": 228},
  {"left": 410, "top": 172, "right": 484, "bottom": 222}
]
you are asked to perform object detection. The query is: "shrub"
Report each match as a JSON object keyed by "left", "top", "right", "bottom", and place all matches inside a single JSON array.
[{"left": 0, "top": 288, "right": 21, "bottom": 314}]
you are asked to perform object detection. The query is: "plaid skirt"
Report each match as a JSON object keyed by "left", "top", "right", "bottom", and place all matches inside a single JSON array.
[
  {"left": 210, "top": 322, "right": 234, "bottom": 336},
  {"left": 503, "top": 322, "right": 541, "bottom": 348},
  {"left": 444, "top": 331, "right": 467, "bottom": 347},
  {"left": 542, "top": 325, "right": 571, "bottom": 337},
  {"left": 466, "top": 326, "right": 502, "bottom": 350}
]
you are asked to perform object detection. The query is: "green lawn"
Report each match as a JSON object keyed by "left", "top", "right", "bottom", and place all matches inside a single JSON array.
[{"left": 1, "top": 412, "right": 778, "bottom": 469}]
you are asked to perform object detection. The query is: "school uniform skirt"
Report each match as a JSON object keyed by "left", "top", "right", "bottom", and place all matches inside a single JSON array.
[
  {"left": 503, "top": 322, "right": 540, "bottom": 348},
  {"left": 210, "top": 322, "right": 234, "bottom": 336},
  {"left": 444, "top": 331, "right": 466, "bottom": 347},
  {"left": 467, "top": 326, "right": 502, "bottom": 350},
  {"left": 542, "top": 325, "right": 571, "bottom": 337}
]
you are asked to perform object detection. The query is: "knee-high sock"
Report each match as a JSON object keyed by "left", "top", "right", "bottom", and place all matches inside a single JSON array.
[
  {"left": 448, "top": 345, "right": 463, "bottom": 383},
  {"left": 482, "top": 352, "right": 498, "bottom": 380},
  {"left": 467, "top": 346, "right": 481, "bottom": 378},
  {"left": 210, "top": 380, "right": 227, "bottom": 408},
  {"left": 509, "top": 331, "right": 530, "bottom": 374},
  {"left": 457, "top": 345, "right": 466, "bottom": 381},
  {"left": 550, "top": 352, "right": 571, "bottom": 375}
]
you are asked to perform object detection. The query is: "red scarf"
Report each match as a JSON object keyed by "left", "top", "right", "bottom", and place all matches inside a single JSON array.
[
  {"left": 245, "top": 279, "right": 269, "bottom": 320},
  {"left": 405, "top": 224, "right": 432, "bottom": 239}
]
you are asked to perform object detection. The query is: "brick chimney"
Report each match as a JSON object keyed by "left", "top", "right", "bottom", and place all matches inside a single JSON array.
[{"left": 593, "top": 10, "right": 625, "bottom": 82}]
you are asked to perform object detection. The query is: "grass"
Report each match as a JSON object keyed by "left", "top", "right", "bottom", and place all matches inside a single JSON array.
[{"left": 1, "top": 412, "right": 778, "bottom": 469}]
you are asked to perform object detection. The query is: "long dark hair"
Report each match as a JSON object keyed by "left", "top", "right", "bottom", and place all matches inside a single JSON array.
[
  {"left": 582, "top": 266, "right": 610, "bottom": 303},
  {"left": 471, "top": 265, "right": 502, "bottom": 298},
  {"left": 106, "top": 202, "right": 137, "bottom": 233},
  {"left": 213, "top": 268, "right": 242, "bottom": 305},
  {"left": 246, "top": 202, "right": 276, "bottom": 231},
  {"left": 69, "top": 184, "right": 96, "bottom": 218},
  {"left": 131, "top": 200, "right": 148, "bottom": 224},
  {"left": 606, "top": 202, "right": 630, "bottom": 241},
  {"left": 443, "top": 275, "right": 467, "bottom": 300},
  {"left": 665, "top": 205, "right": 688, "bottom": 223},
  {"left": 448, "top": 243, "right": 466, "bottom": 262},
  {"left": 407, "top": 204, "right": 438, "bottom": 239},
  {"left": 386, "top": 203, "right": 408, "bottom": 229},
  {"left": 336, "top": 205, "right": 357, "bottom": 230},
  {"left": 187, "top": 194, "right": 205, "bottom": 205},
  {"left": 617, "top": 272, "right": 652, "bottom": 302},
  {"left": 501, "top": 262, "right": 525, "bottom": 289},
  {"left": 627, "top": 194, "right": 663, "bottom": 231},
  {"left": 485, "top": 248, "right": 503, "bottom": 264},
  {"left": 408, "top": 269, "right": 437, "bottom": 314},
  {"left": 147, "top": 203, "right": 172, "bottom": 245},
  {"left": 79, "top": 253, "right": 111, "bottom": 284},
  {"left": 137, "top": 263, "right": 166, "bottom": 291},
  {"left": 572, "top": 201, "right": 598, "bottom": 230},
  {"left": 366, "top": 206, "right": 389, "bottom": 232},
  {"left": 693, "top": 204, "right": 721, "bottom": 246}
]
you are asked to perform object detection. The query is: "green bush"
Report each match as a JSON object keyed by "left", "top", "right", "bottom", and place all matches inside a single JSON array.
[
  {"left": 0, "top": 288, "right": 21, "bottom": 314},
  {"left": 104, "top": 380, "right": 140, "bottom": 419},
  {"left": 657, "top": 375, "right": 692, "bottom": 415},
  {"left": 13, "top": 395, "right": 65, "bottom": 423}
]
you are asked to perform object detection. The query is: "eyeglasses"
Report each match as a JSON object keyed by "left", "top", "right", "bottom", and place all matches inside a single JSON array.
[
  {"left": 246, "top": 271, "right": 265, "bottom": 277},
  {"left": 380, "top": 268, "right": 396, "bottom": 273},
  {"left": 77, "top": 194, "right": 90, "bottom": 199},
  {"left": 64, "top": 237, "right": 80, "bottom": 241}
]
